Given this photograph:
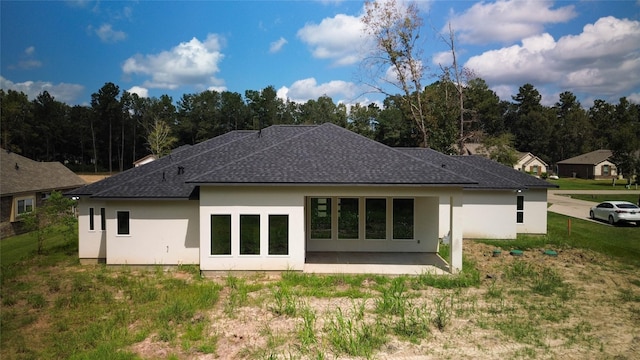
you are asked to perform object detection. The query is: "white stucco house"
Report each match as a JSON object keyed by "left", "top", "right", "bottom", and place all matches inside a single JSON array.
[{"left": 67, "top": 124, "right": 555, "bottom": 274}]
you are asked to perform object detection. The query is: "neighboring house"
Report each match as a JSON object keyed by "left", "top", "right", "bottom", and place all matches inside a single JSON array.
[
  {"left": 557, "top": 150, "right": 617, "bottom": 179},
  {"left": 400, "top": 149, "right": 556, "bottom": 239},
  {"left": 462, "top": 144, "right": 549, "bottom": 176},
  {"left": 515, "top": 152, "right": 548, "bottom": 176},
  {"left": 67, "top": 124, "right": 555, "bottom": 274},
  {"left": 1, "top": 149, "right": 86, "bottom": 238}
]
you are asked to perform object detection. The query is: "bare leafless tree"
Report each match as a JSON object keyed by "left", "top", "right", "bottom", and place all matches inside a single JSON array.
[{"left": 361, "top": 0, "right": 432, "bottom": 147}]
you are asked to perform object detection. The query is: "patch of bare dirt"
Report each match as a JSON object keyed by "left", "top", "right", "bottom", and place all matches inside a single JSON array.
[{"left": 129, "top": 241, "right": 640, "bottom": 360}]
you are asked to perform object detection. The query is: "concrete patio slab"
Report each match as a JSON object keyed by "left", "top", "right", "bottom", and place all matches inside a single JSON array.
[{"left": 304, "top": 252, "right": 450, "bottom": 275}]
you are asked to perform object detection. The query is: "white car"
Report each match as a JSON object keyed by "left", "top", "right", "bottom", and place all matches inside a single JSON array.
[{"left": 590, "top": 201, "right": 640, "bottom": 226}]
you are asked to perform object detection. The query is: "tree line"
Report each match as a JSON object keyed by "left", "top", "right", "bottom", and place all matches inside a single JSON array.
[{"left": 1, "top": 80, "right": 639, "bottom": 177}]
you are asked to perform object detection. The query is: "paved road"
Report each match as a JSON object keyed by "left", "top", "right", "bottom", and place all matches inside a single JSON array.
[{"left": 547, "top": 189, "right": 640, "bottom": 224}]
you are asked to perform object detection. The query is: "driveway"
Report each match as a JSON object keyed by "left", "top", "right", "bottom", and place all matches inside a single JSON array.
[{"left": 548, "top": 190, "right": 640, "bottom": 224}]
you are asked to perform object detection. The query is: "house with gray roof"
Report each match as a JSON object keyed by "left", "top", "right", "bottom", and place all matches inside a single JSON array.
[
  {"left": 557, "top": 150, "right": 617, "bottom": 179},
  {"left": 1, "top": 149, "right": 86, "bottom": 238},
  {"left": 67, "top": 123, "right": 555, "bottom": 274}
]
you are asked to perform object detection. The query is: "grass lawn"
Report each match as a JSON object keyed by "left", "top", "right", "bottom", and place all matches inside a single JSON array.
[
  {"left": 567, "top": 193, "right": 640, "bottom": 204},
  {"left": 549, "top": 177, "right": 636, "bottom": 190},
  {"left": 480, "top": 212, "right": 640, "bottom": 267},
  {"left": 2, "top": 214, "right": 639, "bottom": 359}
]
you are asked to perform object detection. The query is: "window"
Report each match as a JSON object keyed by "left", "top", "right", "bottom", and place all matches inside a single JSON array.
[
  {"left": 16, "top": 198, "right": 34, "bottom": 216},
  {"left": 393, "top": 199, "right": 414, "bottom": 239},
  {"left": 516, "top": 196, "right": 524, "bottom": 224},
  {"left": 602, "top": 165, "right": 610, "bottom": 176},
  {"left": 240, "top": 215, "right": 260, "bottom": 255},
  {"left": 531, "top": 165, "right": 539, "bottom": 174},
  {"left": 100, "top": 208, "right": 106, "bottom": 231},
  {"left": 366, "top": 198, "right": 386, "bottom": 239},
  {"left": 338, "top": 198, "right": 359, "bottom": 239},
  {"left": 310, "top": 198, "right": 332, "bottom": 239},
  {"left": 211, "top": 215, "right": 231, "bottom": 255},
  {"left": 89, "top": 207, "right": 95, "bottom": 230},
  {"left": 269, "top": 215, "right": 289, "bottom": 255},
  {"left": 116, "top": 211, "right": 130, "bottom": 235}
]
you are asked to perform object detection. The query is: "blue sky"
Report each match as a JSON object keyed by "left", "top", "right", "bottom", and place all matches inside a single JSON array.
[{"left": 1, "top": 0, "right": 639, "bottom": 108}]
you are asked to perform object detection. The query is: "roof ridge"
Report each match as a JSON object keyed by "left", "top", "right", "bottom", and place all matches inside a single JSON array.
[{"left": 186, "top": 125, "right": 320, "bottom": 182}]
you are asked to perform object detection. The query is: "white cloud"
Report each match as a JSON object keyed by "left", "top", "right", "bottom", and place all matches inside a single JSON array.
[
  {"left": 0, "top": 76, "right": 84, "bottom": 104},
  {"left": 93, "top": 23, "right": 127, "bottom": 43},
  {"left": 277, "top": 77, "right": 360, "bottom": 103},
  {"left": 9, "top": 46, "right": 42, "bottom": 70},
  {"left": 127, "top": 86, "right": 148, "bottom": 98},
  {"left": 297, "top": 13, "right": 367, "bottom": 66},
  {"left": 269, "top": 37, "right": 288, "bottom": 54},
  {"left": 122, "top": 34, "right": 225, "bottom": 90},
  {"left": 448, "top": 0, "right": 576, "bottom": 44},
  {"left": 465, "top": 16, "right": 640, "bottom": 101}
]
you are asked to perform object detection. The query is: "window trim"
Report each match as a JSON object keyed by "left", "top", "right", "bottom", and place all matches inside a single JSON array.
[
  {"left": 13, "top": 195, "right": 35, "bottom": 221},
  {"left": 89, "top": 207, "right": 95, "bottom": 231},
  {"left": 365, "top": 198, "right": 387, "bottom": 240},
  {"left": 210, "top": 214, "right": 232, "bottom": 256},
  {"left": 268, "top": 214, "right": 289, "bottom": 256},
  {"left": 310, "top": 197, "right": 333, "bottom": 240},
  {"left": 239, "top": 214, "right": 261, "bottom": 256},
  {"left": 116, "top": 210, "right": 131, "bottom": 236},
  {"left": 337, "top": 197, "right": 359, "bottom": 240},
  {"left": 516, "top": 195, "right": 525, "bottom": 224},
  {"left": 100, "top": 208, "right": 106, "bottom": 231}
]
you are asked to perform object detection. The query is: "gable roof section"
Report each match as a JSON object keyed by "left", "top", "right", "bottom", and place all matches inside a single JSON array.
[
  {"left": 69, "top": 124, "right": 477, "bottom": 199},
  {"left": 518, "top": 152, "right": 548, "bottom": 168},
  {"left": 557, "top": 150, "right": 613, "bottom": 165},
  {"left": 1, "top": 149, "right": 86, "bottom": 196}
]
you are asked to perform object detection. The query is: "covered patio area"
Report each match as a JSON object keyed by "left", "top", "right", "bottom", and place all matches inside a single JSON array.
[{"left": 304, "top": 252, "right": 450, "bottom": 275}]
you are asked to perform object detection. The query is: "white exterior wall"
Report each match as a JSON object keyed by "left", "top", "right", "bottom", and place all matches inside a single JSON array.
[
  {"left": 440, "top": 190, "right": 530, "bottom": 239},
  {"left": 517, "top": 189, "right": 548, "bottom": 234},
  {"left": 77, "top": 199, "right": 107, "bottom": 260},
  {"left": 199, "top": 186, "right": 306, "bottom": 271},
  {"left": 199, "top": 186, "right": 460, "bottom": 271},
  {"left": 105, "top": 200, "right": 200, "bottom": 265},
  {"left": 463, "top": 191, "right": 517, "bottom": 239}
]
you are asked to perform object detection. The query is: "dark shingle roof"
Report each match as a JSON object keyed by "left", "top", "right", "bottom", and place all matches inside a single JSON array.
[
  {"left": 68, "top": 124, "right": 477, "bottom": 199},
  {"left": 398, "top": 148, "right": 556, "bottom": 190},
  {"left": 188, "top": 124, "right": 476, "bottom": 185},
  {"left": 398, "top": 148, "right": 522, "bottom": 189},
  {"left": 557, "top": 150, "right": 613, "bottom": 165},
  {"left": 454, "top": 155, "right": 557, "bottom": 189},
  {"left": 1, "top": 149, "right": 86, "bottom": 196}
]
